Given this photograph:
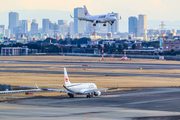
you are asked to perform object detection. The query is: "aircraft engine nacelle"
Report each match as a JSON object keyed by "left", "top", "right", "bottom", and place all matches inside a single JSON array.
[
  {"left": 94, "top": 91, "right": 101, "bottom": 96},
  {"left": 93, "top": 20, "right": 99, "bottom": 23}
]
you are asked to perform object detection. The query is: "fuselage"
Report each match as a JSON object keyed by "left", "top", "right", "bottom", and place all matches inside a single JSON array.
[
  {"left": 64, "top": 83, "right": 97, "bottom": 94},
  {"left": 84, "top": 14, "right": 117, "bottom": 23}
]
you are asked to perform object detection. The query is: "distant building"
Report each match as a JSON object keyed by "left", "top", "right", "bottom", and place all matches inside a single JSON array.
[
  {"left": 0, "top": 84, "right": 11, "bottom": 91},
  {"left": 0, "top": 25, "right": 5, "bottom": 35},
  {"left": 13, "top": 26, "right": 23, "bottom": 37},
  {"left": 137, "top": 14, "right": 147, "bottom": 37},
  {"left": 42, "top": 19, "right": 49, "bottom": 34},
  {"left": 69, "top": 21, "right": 74, "bottom": 35},
  {"left": 16, "top": 37, "right": 28, "bottom": 44},
  {"left": 31, "top": 20, "right": 38, "bottom": 35},
  {"left": 74, "top": 7, "right": 86, "bottom": 35},
  {"left": 108, "top": 13, "right": 119, "bottom": 34},
  {"left": 5, "top": 29, "right": 11, "bottom": 38},
  {"left": 72, "top": 48, "right": 100, "bottom": 54},
  {"left": 128, "top": 16, "right": 137, "bottom": 35},
  {"left": 58, "top": 20, "right": 67, "bottom": 26},
  {"left": 32, "top": 19, "right": 38, "bottom": 23},
  {"left": 163, "top": 39, "right": 180, "bottom": 51},
  {"left": 1, "top": 46, "right": 28, "bottom": 56},
  {"left": 8, "top": 12, "right": 19, "bottom": 34},
  {"left": 21, "top": 20, "right": 31, "bottom": 34},
  {"left": 60, "top": 25, "right": 69, "bottom": 35}
]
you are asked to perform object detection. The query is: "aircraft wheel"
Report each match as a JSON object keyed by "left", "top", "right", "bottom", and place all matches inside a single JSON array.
[
  {"left": 93, "top": 24, "right": 96, "bottom": 26},
  {"left": 103, "top": 24, "right": 106, "bottom": 26}
]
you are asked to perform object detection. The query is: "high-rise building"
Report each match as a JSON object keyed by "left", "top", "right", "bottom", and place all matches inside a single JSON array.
[
  {"left": 5, "top": 29, "right": 10, "bottom": 38},
  {"left": 137, "top": 14, "right": 147, "bottom": 37},
  {"left": 32, "top": 19, "right": 38, "bottom": 23},
  {"left": 60, "top": 25, "right": 69, "bottom": 35},
  {"left": 8, "top": 12, "right": 19, "bottom": 34},
  {"left": 42, "top": 19, "right": 49, "bottom": 34},
  {"left": 69, "top": 21, "right": 74, "bottom": 35},
  {"left": 128, "top": 17, "right": 137, "bottom": 35},
  {"left": 108, "top": 13, "right": 119, "bottom": 34},
  {"left": 0, "top": 25, "right": 5, "bottom": 35},
  {"left": 74, "top": 7, "right": 86, "bottom": 35},
  {"left": 31, "top": 19, "right": 38, "bottom": 35},
  {"left": 58, "top": 20, "right": 67, "bottom": 26},
  {"left": 21, "top": 20, "right": 31, "bottom": 33}
]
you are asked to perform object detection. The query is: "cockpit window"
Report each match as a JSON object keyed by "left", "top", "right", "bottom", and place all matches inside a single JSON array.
[{"left": 110, "top": 15, "right": 115, "bottom": 17}]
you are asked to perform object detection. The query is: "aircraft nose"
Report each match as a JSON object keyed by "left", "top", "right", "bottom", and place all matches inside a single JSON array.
[{"left": 114, "top": 17, "right": 117, "bottom": 21}]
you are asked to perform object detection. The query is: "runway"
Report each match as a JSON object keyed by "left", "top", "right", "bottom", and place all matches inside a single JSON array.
[
  {"left": 1, "top": 87, "right": 180, "bottom": 120},
  {"left": 1, "top": 60, "right": 180, "bottom": 69}
]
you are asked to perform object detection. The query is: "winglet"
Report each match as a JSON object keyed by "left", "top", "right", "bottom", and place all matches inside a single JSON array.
[
  {"left": 35, "top": 83, "right": 39, "bottom": 89},
  {"left": 70, "top": 14, "right": 74, "bottom": 18}
]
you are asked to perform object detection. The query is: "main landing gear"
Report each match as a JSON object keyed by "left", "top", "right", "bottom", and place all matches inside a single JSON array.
[
  {"left": 87, "top": 93, "right": 93, "bottom": 98},
  {"left": 103, "top": 23, "right": 106, "bottom": 26},
  {"left": 93, "top": 24, "right": 96, "bottom": 26},
  {"left": 68, "top": 93, "right": 74, "bottom": 98}
]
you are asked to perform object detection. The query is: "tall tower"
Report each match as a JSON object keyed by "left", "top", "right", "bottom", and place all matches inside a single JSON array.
[
  {"left": 128, "top": 16, "right": 137, "bottom": 36},
  {"left": 31, "top": 19, "right": 38, "bottom": 35},
  {"left": 8, "top": 12, "right": 19, "bottom": 34},
  {"left": 42, "top": 19, "right": 49, "bottom": 34},
  {"left": 21, "top": 20, "right": 31, "bottom": 34},
  {"left": 69, "top": 21, "right": 74, "bottom": 35},
  {"left": 74, "top": 7, "right": 86, "bottom": 35},
  {"left": 137, "top": 14, "right": 147, "bottom": 37}
]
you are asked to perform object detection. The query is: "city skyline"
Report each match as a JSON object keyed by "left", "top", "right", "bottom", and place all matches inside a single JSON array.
[
  {"left": 0, "top": 0, "right": 180, "bottom": 21},
  {"left": 0, "top": 0, "right": 180, "bottom": 32}
]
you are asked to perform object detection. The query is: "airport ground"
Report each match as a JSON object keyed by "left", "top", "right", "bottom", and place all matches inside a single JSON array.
[{"left": 1, "top": 56, "right": 180, "bottom": 119}]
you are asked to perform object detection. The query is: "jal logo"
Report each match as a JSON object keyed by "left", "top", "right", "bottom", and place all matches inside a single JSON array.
[
  {"left": 85, "top": 11, "right": 87, "bottom": 16},
  {"left": 65, "top": 77, "right": 68, "bottom": 82}
]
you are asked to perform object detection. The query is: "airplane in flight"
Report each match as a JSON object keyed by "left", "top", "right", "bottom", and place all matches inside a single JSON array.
[
  {"left": 71, "top": 5, "right": 118, "bottom": 27},
  {"left": 20, "top": 68, "right": 118, "bottom": 98}
]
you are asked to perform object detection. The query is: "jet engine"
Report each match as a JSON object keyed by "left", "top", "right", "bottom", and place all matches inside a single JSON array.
[
  {"left": 94, "top": 91, "right": 101, "bottom": 96},
  {"left": 93, "top": 20, "right": 99, "bottom": 23}
]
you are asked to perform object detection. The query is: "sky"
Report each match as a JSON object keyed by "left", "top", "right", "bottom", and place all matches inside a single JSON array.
[{"left": 0, "top": 0, "right": 180, "bottom": 32}]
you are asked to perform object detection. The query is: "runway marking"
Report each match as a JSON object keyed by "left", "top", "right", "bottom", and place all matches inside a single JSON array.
[{"left": 127, "top": 98, "right": 180, "bottom": 105}]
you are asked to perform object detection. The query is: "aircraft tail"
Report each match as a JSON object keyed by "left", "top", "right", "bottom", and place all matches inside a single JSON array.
[
  {"left": 64, "top": 68, "right": 71, "bottom": 86},
  {"left": 84, "top": 5, "right": 91, "bottom": 16}
]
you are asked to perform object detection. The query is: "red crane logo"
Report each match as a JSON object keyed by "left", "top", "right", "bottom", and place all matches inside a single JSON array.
[
  {"left": 85, "top": 11, "right": 87, "bottom": 16},
  {"left": 65, "top": 76, "right": 68, "bottom": 82}
]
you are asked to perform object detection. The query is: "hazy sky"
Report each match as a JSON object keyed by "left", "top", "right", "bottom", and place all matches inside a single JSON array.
[
  {"left": 1, "top": 0, "right": 180, "bottom": 32},
  {"left": 1, "top": 0, "right": 180, "bottom": 21}
]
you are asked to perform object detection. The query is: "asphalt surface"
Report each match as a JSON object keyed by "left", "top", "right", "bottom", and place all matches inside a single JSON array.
[
  {"left": 0, "top": 69, "right": 180, "bottom": 78},
  {"left": 1, "top": 88, "right": 180, "bottom": 120},
  {"left": 1, "top": 60, "right": 180, "bottom": 119},
  {"left": 1, "top": 60, "right": 180, "bottom": 69}
]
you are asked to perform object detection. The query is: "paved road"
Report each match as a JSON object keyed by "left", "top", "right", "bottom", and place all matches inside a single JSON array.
[{"left": 1, "top": 88, "right": 180, "bottom": 119}]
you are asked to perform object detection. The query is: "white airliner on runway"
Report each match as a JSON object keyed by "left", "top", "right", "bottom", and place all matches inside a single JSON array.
[
  {"left": 71, "top": 5, "right": 118, "bottom": 26},
  {"left": 20, "top": 68, "right": 118, "bottom": 98}
]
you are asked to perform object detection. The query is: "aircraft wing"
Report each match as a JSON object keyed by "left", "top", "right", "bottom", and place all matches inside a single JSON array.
[
  {"left": 83, "top": 87, "right": 118, "bottom": 94},
  {"left": 0, "top": 89, "right": 42, "bottom": 94},
  {"left": 20, "top": 86, "right": 73, "bottom": 94}
]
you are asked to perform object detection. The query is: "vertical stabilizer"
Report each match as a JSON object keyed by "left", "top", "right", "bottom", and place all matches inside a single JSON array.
[
  {"left": 64, "top": 68, "right": 71, "bottom": 86},
  {"left": 84, "top": 5, "right": 91, "bottom": 16}
]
